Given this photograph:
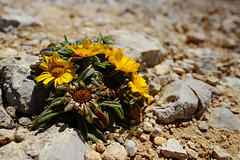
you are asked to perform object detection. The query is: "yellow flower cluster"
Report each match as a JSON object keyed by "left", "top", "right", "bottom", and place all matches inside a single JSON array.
[{"left": 36, "top": 38, "right": 151, "bottom": 103}]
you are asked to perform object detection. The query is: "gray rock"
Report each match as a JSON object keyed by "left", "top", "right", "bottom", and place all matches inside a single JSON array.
[
  {"left": 221, "top": 77, "right": 240, "bottom": 89},
  {"left": 18, "top": 117, "right": 32, "bottom": 127},
  {"left": 0, "top": 129, "right": 15, "bottom": 145},
  {"left": 106, "top": 30, "right": 166, "bottom": 68},
  {"left": 143, "top": 121, "right": 153, "bottom": 132},
  {"left": 185, "top": 78, "right": 215, "bottom": 118},
  {"left": 210, "top": 107, "right": 240, "bottom": 131},
  {"left": 125, "top": 140, "right": 137, "bottom": 157},
  {"left": 154, "top": 79, "right": 214, "bottom": 123},
  {"left": 0, "top": 52, "right": 49, "bottom": 115},
  {"left": 102, "top": 142, "right": 127, "bottom": 160},
  {"left": 0, "top": 88, "right": 15, "bottom": 129},
  {"left": 1, "top": 6, "right": 44, "bottom": 32},
  {"left": 194, "top": 56, "right": 219, "bottom": 75},
  {"left": 0, "top": 105, "right": 15, "bottom": 129},
  {"left": 0, "top": 123, "right": 90, "bottom": 160},
  {"left": 151, "top": 126, "right": 162, "bottom": 137},
  {"left": 161, "top": 139, "right": 188, "bottom": 159},
  {"left": 198, "top": 121, "right": 208, "bottom": 131},
  {"left": 212, "top": 145, "right": 233, "bottom": 160},
  {"left": 141, "top": 73, "right": 161, "bottom": 96}
]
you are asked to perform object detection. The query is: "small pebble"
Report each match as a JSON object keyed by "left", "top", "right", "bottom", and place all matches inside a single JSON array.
[
  {"left": 151, "top": 127, "right": 162, "bottom": 137},
  {"left": 143, "top": 122, "right": 153, "bottom": 132},
  {"left": 95, "top": 140, "right": 105, "bottom": 153},
  {"left": 6, "top": 106, "right": 16, "bottom": 118},
  {"left": 154, "top": 137, "right": 167, "bottom": 146},
  {"left": 125, "top": 140, "right": 137, "bottom": 156},
  {"left": 84, "top": 150, "right": 101, "bottom": 160},
  {"left": 18, "top": 117, "right": 32, "bottom": 127},
  {"left": 198, "top": 121, "right": 208, "bottom": 131},
  {"left": 140, "top": 134, "right": 148, "bottom": 142}
]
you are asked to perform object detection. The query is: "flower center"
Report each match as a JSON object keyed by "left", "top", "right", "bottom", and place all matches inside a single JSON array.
[
  {"left": 51, "top": 67, "right": 65, "bottom": 77},
  {"left": 73, "top": 89, "right": 91, "bottom": 103}
]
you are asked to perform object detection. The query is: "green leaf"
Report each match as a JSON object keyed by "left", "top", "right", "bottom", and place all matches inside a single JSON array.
[
  {"left": 76, "top": 65, "right": 95, "bottom": 82},
  {"left": 75, "top": 112, "right": 88, "bottom": 140},
  {"left": 99, "top": 101, "right": 122, "bottom": 108},
  {"left": 113, "top": 107, "right": 124, "bottom": 120},
  {"left": 88, "top": 124, "right": 106, "bottom": 142},
  {"left": 38, "top": 110, "right": 64, "bottom": 123},
  {"left": 87, "top": 133, "right": 99, "bottom": 142},
  {"left": 84, "top": 109, "right": 93, "bottom": 124},
  {"left": 64, "top": 34, "right": 68, "bottom": 43}
]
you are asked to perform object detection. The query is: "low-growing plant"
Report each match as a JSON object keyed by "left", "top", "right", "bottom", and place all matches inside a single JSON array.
[{"left": 30, "top": 34, "right": 152, "bottom": 142}]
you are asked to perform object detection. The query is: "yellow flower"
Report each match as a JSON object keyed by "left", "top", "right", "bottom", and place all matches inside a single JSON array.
[
  {"left": 35, "top": 52, "right": 77, "bottom": 88},
  {"left": 103, "top": 45, "right": 124, "bottom": 58},
  {"left": 67, "top": 39, "right": 103, "bottom": 57},
  {"left": 108, "top": 51, "right": 140, "bottom": 72},
  {"left": 128, "top": 73, "right": 152, "bottom": 103}
]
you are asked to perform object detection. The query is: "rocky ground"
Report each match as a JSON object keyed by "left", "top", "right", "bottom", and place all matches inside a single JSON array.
[{"left": 0, "top": 0, "right": 240, "bottom": 159}]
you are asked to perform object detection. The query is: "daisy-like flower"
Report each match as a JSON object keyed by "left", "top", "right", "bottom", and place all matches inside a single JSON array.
[
  {"left": 128, "top": 72, "right": 152, "bottom": 103},
  {"left": 35, "top": 52, "right": 76, "bottom": 88},
  {"left": 63, "top": 81, "right": 99, "bottom": 115},
  {"left": 108, "top": 51, "right": 140, "bottom": 72},
  {"left": 67, "top": 39, "right": 104, "bottom": 57}
]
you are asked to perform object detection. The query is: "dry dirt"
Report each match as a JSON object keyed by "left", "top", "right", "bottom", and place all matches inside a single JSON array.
[{"left": 0, "top": 0, "right": 240, "bottom": 159}]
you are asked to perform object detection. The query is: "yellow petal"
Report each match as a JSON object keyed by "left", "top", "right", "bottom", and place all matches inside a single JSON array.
[
  {"left": 35, "top": 72, "right": 52, "bottom": 82},
  {"left": 54, "top": 79, "right": 58, "bottom": 88},
  {"left": 43, "top": 76, "right": 55, "bottom": 85},
  {"left": 39, "top": 62, "right": 49, "bottom": 70}
]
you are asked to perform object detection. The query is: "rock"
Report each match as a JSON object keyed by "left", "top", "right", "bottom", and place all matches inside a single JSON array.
[
  {"left": 221, "top": 77, "right": 240, "bottom": 90},
  {"left": 14, "top": 129, "right": 27, "bottom": 142},
  {"left": 154, "top": 79, "right": 213, "bottom": 123},
  {"left": 151, "top": 126, "right": 162, "bottom": 137},
  {"left": 141, "top": 73, "right": 161, "bottom": 95},
  {"left": 84, "top": 150, "right": 101, "bottom": 160},
  {"left": 0, "top": 105, "right": 15, "bottom": 129},
  {"left": 5, "top": 106, "right": 16, "bottom": 118},
  {"left": 0, "top": 123, "right": 90, "bottom": 160},
  {"left": 101, "top": 142, "right": 127, "bottom": 160},
  {"left": 18, "top": 117, "right": 32, "bottom": 127},
  {"left": 0, "top": 48, "right": 18, "bottom": 60},
  {"left": 0, "top": 129, "right": 15, "bottom": 145},
  {"left": 154, "top": 137, "right": 167, "bottom": 146},
  {"left": 187, "top": 32, "right": 206, "bottom": 43},
  {"left": 95, "top": 140, "right": 106, "bottom": 153},
  {"left": 143, "top": 122, "right": 153, "bottom": 132},
  {"left": 154, "top": 63, "right": 171, "bottom": 75},
  {"left": 185, "top": 47, "right": 220, "bottom": 59},
  {"left": 194, "top": 56, "right": 219, "bottom": 75},
  {"left": 154, "top": 80, "right": 198, "bottom": 123},
  {"left": 184, "top": 144, "right": 198, "bottom": 160},
  {"left": 198, "top": 121, "right": 208, "bottom": 131},
  {"left": 212, "top": 145, "right": 233, "bottom": 160},
  {"left": 210, "top": 107, "right": 240, "bottom": 131},
  {"left": 184, "top": 78, "right": 215, "bottom": 118},
  {"left": 106, "top": 30, "right": 166, "bottom": 68},
  {"left": 0, "top": 52, "right": 49, "bottom": 115},
  {"left": 140, "top": 134, "right": 148, "bottom": 142},
  {"left": 160, "top": 139, "right": 188, "bottom": 159},
  {"left": 125, "top": 140, "right": 137, "bottom": 156},
  {"left": 1, "top": 6, "right": 44, "bottom": 32}
]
